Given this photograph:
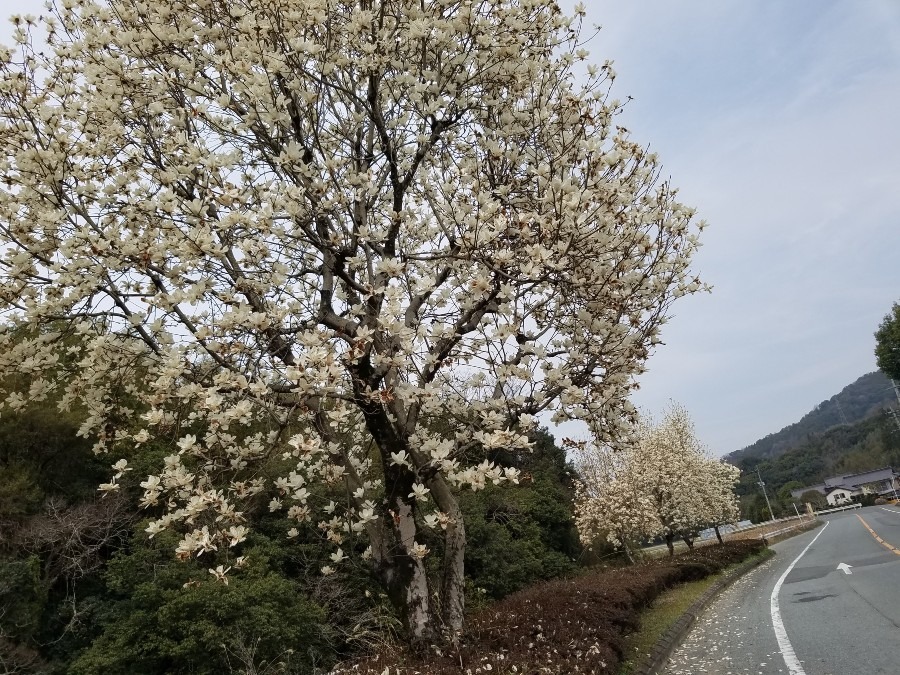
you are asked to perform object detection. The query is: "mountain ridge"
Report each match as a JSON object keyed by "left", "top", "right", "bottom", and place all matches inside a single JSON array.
[{"left": 727, "top": 371, "right": 896, "bottom": 464}]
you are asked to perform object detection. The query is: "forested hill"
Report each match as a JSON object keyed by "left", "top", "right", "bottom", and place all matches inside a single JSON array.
[
  {"left": 728, "top": 371, "right": 896, "bottom": 464},
  {"left": 734, "top": 411, "right": 900, "bottom": 520}
]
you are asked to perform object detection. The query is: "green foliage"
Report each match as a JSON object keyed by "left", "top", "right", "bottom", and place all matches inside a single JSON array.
[
  {"left": 0, "top": 555, "right": 46, "bottom": 641},
  {"left": 461, "top": 487, "right": 574, "bottom": 599},
  {"left": 799, "top": 490, "right": 826, "bottom": 509},
  {"left": 852, "top": 493, "right": 879, "bottom": 508},
  {"left": 876, "top": 302, "right": 900, "bottom": 381},
  {"left": 777, "top": 481, "right": 803, "bottom": 501},
  {"left": 71, "top": 535, "right": 334, "bottom": 675},
  {"left": 0, "top": 463, "right": 43, "bottom": 519},
  {"left": 0, "top": 403, "right": 106, "bottom": 513},
  {"left": 458, "top": 429, "right": 580, "bottom": 599}
]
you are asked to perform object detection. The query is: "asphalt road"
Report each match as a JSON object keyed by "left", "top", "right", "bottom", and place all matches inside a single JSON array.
[{"left": 662, "top": 506, "right": 900, "bottom": 675}]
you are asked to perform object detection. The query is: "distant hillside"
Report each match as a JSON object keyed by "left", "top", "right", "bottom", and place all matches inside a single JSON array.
[
  {"left": 728, "top": 371, "right": 896, "bottom": 464},
  {"left": 733, "top": 410, "right": 900, "bottom": 523}
]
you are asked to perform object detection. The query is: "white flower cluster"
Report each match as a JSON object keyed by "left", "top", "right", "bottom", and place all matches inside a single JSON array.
[
  {"left": 574, "top": 404, "right": 741, "bottom": 557},
  {"left": 0, "top": 0, "right": 704, "bottom": 636}
]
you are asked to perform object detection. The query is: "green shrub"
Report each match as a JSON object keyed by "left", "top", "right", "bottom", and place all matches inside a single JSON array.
[
  {"left": 70, "top": 569, "right": 332, "bottom": 675},
  {"left": 0, "top": 555, "right": 46, "bottom": 641}
]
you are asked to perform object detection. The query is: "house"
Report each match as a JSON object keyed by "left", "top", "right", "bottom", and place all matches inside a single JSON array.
[
  {"left": 825, "top": 486, "right": 861, "bottom": 506},
  {"left": 791, "top": 467, "right": 899, "bottom": 502}
]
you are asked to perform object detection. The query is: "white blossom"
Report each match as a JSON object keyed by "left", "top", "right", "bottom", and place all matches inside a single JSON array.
[
  {"left": 227, "top": 525, "right": 249, "bottom": 547},
  {"left": 209, "top": 565, "right": 231, "bottom": 585},
  {"left": 111, "top": 459, "right": 131, "bottom": 479},
  {"left": 0, "top": 0, "right": 704, "bottom": 641},
  {"left": 408, "top": 483, "right": 430, "bottom": 501}
]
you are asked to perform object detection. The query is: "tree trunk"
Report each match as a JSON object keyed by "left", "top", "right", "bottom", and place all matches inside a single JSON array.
[
  {"left": 351, "top": 376, "right": 469, "bottom": 644},
  {"left": 352, "top": 387, "right": 443, "bottom": 643},
  {"left": 431, "top": 477, "right": 466, "bottom": 641},
  {"left": 370, "top": 492, "right": 435, "bottom": 643},
  {"left": 682, "top": 533, "right": 694, "bottom": 549},
  {"left": 714, "top": 524, "right": 723, "bottom": 544},
  {"left": 664, "top": 533, "right": 675, "bottom": 557}
]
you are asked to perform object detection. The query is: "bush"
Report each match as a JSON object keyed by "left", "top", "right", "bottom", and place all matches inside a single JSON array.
[
  {"left": 70, "top": 570, "right": 332, "bottom": 675},
  {"left": 336, "top": 540, "right": 765, "bottom": 674},
  {"left": 66, "top": 528, "right": 336, "bottom": 675}
]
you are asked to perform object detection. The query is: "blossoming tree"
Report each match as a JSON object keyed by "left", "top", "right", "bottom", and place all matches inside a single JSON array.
[
  {"left": 571, "top": 439, "right": 658, "bottom": 562},
  {"left": 697, "top": 457, "right": 741, "bottom": 544},
  {"left": 641, "top": 405, "right": 710, "bottom": 553},
  {"left": 0, "top": 0, "right": 705, "bottom": 641},
  {"left": 575, "top": 405, "right": 740, "bottom": 558}
]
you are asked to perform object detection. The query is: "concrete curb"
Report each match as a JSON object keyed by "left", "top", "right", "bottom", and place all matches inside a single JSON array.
[{"left": 629, "top": 549, "right": 775, "bottom": 675}]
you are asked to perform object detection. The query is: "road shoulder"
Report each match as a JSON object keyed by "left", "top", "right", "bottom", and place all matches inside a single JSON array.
[{"left": 628, "top": 548, "right": 774, "bottom": 675}]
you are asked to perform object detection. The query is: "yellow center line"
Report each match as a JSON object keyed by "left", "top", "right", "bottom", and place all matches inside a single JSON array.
[{"left": 856, "top": 514, "right": 900, "bottom": 555}]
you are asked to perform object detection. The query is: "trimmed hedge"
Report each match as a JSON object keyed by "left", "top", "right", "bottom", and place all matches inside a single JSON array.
[{"left": 335, "top": 540, "right": 765, "bottom": 674}]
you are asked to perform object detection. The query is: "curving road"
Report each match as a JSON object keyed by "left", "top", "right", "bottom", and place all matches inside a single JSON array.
[{"left": 663, "top": 506, "right": 900, "bottom": 675}]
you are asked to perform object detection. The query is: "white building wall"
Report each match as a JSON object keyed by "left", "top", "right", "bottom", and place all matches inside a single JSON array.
[{"left": 827, "top": 489, "right": 855, "bottom": 506}]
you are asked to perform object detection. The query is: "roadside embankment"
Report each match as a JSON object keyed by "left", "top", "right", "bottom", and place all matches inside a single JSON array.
[{"left": 332, "top": 540, "right": 765, "bottom": 675}]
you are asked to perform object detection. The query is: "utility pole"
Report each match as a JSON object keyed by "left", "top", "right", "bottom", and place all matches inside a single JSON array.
[
  {"left": 757, "top": 466, "right": 775, "bottom": 523},
  {"left": 889, "top": 408, "right": 900, "bottom": 433},
  {"left": 881, "top": 381, "right": 900, "bottom": 432}
]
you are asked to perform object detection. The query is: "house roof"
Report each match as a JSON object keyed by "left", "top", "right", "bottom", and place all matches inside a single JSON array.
[{"left": 791, "top": 467, "right": 897, "bottom": 499}]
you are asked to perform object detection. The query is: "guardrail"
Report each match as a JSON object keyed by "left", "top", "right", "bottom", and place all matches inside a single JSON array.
[
  {"left": 763, "top": 523, "right": 808, "bottom": 540},
  {"left": 722, "top": 514, "right": 811, "bottom": 537},
  {"left": 814, "top": 503, "right": 862, "bottom": 516}
]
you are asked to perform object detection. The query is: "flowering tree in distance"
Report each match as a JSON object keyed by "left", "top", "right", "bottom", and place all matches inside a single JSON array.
[
  {"left": 572, "top": 439, "right": 658, "bottom": 563},
  {"left": 697, "top": 458, "right": 741, "bottom": 544},
  {"left": 0, "top": 0, "right": 705, "bottom": 641},
  {"left": 575, "top": 405, "right": 739, "bottom": 557}
]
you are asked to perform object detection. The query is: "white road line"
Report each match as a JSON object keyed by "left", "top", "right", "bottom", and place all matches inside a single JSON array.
[
  {"left": 880, "top": 507, "right": 900, "bottom": 515},
  {"left": 770, "top": 520, "right": 831, "bottom": 675}
]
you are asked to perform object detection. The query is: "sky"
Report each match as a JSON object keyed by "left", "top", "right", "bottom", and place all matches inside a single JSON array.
[
  {"left": 1, "top": 1, "right": 898, "bottom": 455},
  {"left": 554, "top": 0, "right": 900, "bottom": 454}
]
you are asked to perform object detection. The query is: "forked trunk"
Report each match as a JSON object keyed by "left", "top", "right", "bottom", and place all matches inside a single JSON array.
[{"left": 368, "top": 468, "right": 467, "bottom": 644}]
